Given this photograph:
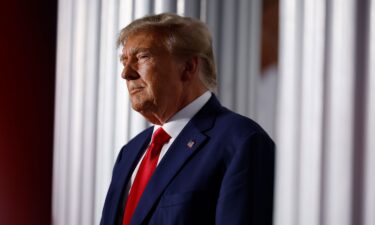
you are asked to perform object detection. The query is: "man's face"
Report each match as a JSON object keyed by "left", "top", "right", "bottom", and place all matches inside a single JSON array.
[{"left": 120, "top": 31, "right": 186, "bottom": 123}]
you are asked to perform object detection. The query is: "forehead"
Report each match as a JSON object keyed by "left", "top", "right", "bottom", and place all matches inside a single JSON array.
[{"left": 122, "top": 31, "right": 168, "bottom": 54}]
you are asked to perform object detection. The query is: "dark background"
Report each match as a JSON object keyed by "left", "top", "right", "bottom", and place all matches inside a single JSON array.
[{"left": 0, "top": 0, "right": 57, "bottom": 224}]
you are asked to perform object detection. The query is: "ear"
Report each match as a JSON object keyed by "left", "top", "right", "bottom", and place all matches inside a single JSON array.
[{"left": 181, "top": 56, "right": 199, "bottom": 81}]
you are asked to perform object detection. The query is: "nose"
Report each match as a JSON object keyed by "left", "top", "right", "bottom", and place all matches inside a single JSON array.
[{"left": 121, "top": 62, "right": 139, "bottom": 80}]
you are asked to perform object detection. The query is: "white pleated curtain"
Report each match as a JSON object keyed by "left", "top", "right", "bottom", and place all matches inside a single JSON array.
[
  {"left": 53, "top": 0, "right": 261, "bottom": 225},
  {"left": 275, "top": 0, "right": 375, "bottom": 225}
]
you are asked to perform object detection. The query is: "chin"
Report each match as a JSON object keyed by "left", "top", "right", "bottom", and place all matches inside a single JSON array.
[
  {"left": 130, "top": 95, "right": 144, "bottom": 110},
  {"left": 131, "top": 103, "right": 144, "bottom": 112},
  {"left": 131, "top": 100, "right": 153, "bottom": 114}
]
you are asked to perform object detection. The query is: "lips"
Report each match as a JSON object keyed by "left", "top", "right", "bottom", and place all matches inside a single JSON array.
[{"left": 129, "top": 86, "right": 144, "bottom": 95}]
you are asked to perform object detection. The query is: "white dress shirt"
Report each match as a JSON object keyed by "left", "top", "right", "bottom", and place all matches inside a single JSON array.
[{"left": 128, "top": 91, "right": 212, "bottom": 191}]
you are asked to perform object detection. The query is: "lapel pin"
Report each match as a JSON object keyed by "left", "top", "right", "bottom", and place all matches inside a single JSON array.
[{"left": 187, "top": 140, "right": 195, "bottom": 148}]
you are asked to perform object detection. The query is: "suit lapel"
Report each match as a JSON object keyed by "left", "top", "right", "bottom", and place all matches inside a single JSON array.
[
  {"left": 130, "top": 95, "right": 222, "bottom": 225},
  {"left": 108, "top": 128, "right": 153, "bottom": 225}
]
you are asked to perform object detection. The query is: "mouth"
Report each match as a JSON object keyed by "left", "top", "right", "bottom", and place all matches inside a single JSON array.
[{"left": 129, "top": 87, "right": 144, "bottom": 95}]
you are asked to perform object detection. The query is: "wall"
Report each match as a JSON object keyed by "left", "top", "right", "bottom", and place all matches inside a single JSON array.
[{"left": 0, "top": 0, "right": 57, "bottom": 225}]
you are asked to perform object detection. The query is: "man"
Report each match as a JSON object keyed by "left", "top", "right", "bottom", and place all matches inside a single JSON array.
[{"left": 100, "top": 13, "right": 275, "bottom": 225}]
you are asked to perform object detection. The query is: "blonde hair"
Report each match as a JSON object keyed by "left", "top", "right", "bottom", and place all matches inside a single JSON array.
[{"left": 117, "top": 13, "right": 217, "bottom": 92}]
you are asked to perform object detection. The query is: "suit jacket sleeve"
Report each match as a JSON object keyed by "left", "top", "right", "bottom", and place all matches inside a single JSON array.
[{"left": 215, "top": 132, "right": 275, "bottom": 225}]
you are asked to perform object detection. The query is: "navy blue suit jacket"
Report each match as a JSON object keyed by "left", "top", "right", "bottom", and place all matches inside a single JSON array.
[{"left": 100, "top": 95, "right": 275, "bottom": 225}]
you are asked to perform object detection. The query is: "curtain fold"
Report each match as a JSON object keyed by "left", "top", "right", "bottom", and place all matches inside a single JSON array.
[
  {"left": 364, "top": 1, "right": 375, "bottom": 225},
  {"left": 275, "top": 0, "right": 374, "bottom": 225}
]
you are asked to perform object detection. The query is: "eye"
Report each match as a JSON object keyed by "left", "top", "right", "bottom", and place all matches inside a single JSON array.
[{"left": 137, "top": 53, "right": 150, "bottom": 60}]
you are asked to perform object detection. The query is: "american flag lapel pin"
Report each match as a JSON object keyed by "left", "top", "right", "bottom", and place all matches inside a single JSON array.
[{"left": 187, "top": 140, "right": 195, "bottom": 148}]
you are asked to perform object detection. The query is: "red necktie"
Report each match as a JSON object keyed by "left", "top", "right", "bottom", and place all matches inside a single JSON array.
[{"left": 122, "top": 127, "right": 171, "bottom": 225}]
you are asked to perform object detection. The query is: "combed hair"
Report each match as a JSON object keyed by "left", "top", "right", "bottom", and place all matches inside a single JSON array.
[{"left": 117, "top": 13, "right": 217, "bottom": 92}]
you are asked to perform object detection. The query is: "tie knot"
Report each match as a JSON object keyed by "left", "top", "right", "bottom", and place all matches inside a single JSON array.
[{"left": 152, "top": 127, "right": 171, "bottom": 145}]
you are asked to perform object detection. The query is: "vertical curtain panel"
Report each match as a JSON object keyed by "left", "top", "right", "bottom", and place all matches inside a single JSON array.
[{"left": 275, "top": 0, "right": 375, "bottom": 225}]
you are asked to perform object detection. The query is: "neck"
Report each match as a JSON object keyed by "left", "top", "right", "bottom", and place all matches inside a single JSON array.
[{"left": 145, "top": 88, "right": 207, "bottom": 125}]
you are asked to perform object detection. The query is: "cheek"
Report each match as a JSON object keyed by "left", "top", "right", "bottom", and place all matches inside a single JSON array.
[
  {"left": 138, "top": 65, "right": 155, "bottom": 85},
  {"left": 137, "top": 65, "right": 148, "bottom": 76}
]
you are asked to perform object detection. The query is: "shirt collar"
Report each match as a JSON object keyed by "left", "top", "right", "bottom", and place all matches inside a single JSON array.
[{"left": 153, "top": 91, "right": 212, "bottom": 139}]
